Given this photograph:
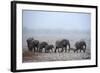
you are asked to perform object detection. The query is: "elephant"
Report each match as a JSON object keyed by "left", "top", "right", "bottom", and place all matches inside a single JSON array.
[
  {"left": 26, "top": 38, "right": 39, "bottom": 52},
  {"left": 45, "top": 45, "right": 54, "bottom": 53},
  {"left": 38, "top": 42, "right": 48, "bottom": 52},
  {"left": 55, "top": 39, "right": 70, "bottom": 53},
  {"left": 26, "top": 38, "right": 34, "bottom": 51},
  {"left": 74, "top": 41, "right": 86, "bottom": 53},
  {"left": 32, "top": 40, "right": 39, "bottom": 52}
]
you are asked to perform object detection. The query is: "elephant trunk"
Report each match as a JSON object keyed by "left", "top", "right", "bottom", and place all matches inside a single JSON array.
[{"left": 68, "top": 43, "right": 70, "bottom": 49}]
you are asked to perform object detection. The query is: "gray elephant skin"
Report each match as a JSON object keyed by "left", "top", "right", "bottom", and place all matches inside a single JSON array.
[
  {"left": 26, "top": 38, "right": 39, "bottom": 52},
  {"left": 74, "top": 41, "right": 86, "bottom": 53},
  {"left": 55, "top": 39, "right": 70, "bottom": 53},
  {"left": 45, "top": 45, "right": 54, "bottom": 53},
  {"left": 38, "top": 42, "right": 48, "bottom": 52}
]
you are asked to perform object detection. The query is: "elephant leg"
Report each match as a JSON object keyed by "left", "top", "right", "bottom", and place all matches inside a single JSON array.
[
  {"left": 74, "top": 49, "right": 76, "bottom": 53},
  {"left": 76, "top": 49, "right": 78, "bottom": 53},
  {"left": 80, "top": 49, "right": 81, "bottom": 52},
  {"left": 51, "top": 48, "right": 53, "bottom": 53},
  {"left": 83, "top": 49, "right": 85, "bottom": 53},
  {"left": 39, "top": 48, "right": 42, "bottom": 53},
  {"left": 54, "top": 49, "right": 56, "bottom": 53},
  {"left": 34, "top": 47, "right": 36, "bottom": 52},
  {"left": 35, "top": 47, "right": 37, "bottom": 52},
  {"left": 61, "top": 48, "right": 63, "bottom": 52},
  {"left": 37, "top": 47, "right": 39, "bottom": 52},
  {"left": 84, "top": 48, "right": 86, "bottom": 53},
  {"left": 45, "top": 49, "right": 47, "bottom": 53},
  {"left": 32, "top": 48, "right": 34, "bottom": 52},
  {"left": 48, "top": 49, "right": 50, "bottom": 53},
  {"left": 49, "top": 49, "right": 51, "bottom": 53},
  {"left": 65, "top": 48, "right": 67, "bottom": 52},
  {"left": 68, "top": 49, "right": 70, "bottom": 53},
  {"left": 47, "top": 49, "right": 49, "bottom": 53},
  {"left": 38, "top": 48, "right": 40, "bottom": 52},
  {"left": 68, "top": 45, "right": 71, "bottom": 53},
  {"left": 40, "top": 49, "right": 42, "bottom": 53},
  {"left": 45, "top": 49, "right": 46, "bottom": 53},
  {"left": 55, "top": 47, "right": 57, "bottom": 53},
  {"left": 65, "top": 46, "right": 67, "bottom": 52},
  {"left": 45, "top": 49, "right": 48, "bottom": 53},
  {"left": 60, "top": 49, "right": 63, "bottom": 52}
]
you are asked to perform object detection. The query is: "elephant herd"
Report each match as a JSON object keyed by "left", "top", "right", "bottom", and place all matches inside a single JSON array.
[{"left": 26, "top": 38, "right": 87, "bottom": 53}]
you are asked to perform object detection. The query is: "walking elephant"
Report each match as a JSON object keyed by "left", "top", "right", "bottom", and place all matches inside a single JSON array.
[
  {"left": 74, "top": 41, "right": 86, "bottom": 53},
  {"left": 38, "top": 42, "right": 48, "bottom": 52},
  {"left": 26, "top": 38, "right": 34, "bottom": 52},
  {"left": 26, "top": 38, "right": 39, "bottom": 52},
  {"left": 45, "top": 44, "right": 54, "bottom": 53},
  {"left": 32, "top": 40, "right": 39, "bottom": 52},
  {"left": 55, "top": 39, "right": 70, "bottom": 53}
]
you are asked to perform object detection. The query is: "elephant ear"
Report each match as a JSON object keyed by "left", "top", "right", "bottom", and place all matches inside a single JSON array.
[{"left": 27, "top": 38, "right": 34, "bottom": 44}]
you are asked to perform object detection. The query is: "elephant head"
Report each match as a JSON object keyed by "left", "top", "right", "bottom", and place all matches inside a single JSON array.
[
  {"left": 26, "top": 37, "right": 34, "bottom": 51},
  {"left": 74, "top": 40, "right": 86, "bottom": 53}
]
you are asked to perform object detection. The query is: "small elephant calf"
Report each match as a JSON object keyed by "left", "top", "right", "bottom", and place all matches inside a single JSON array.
[
  {"left": 45, "top": 45, "right": 54, "bottom": 53},
  {"left": 39, "top": 42, "right": 48, "bottom": 52}
]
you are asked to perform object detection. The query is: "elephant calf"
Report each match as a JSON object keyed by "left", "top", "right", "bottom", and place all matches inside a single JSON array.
[
  {"left": 45, "top": 45, "right": 54, "bottom": 53},
  {"left": 39, "top": 42, "right": 48, "bottom": 52},
  {"left": 74, "top": 41, "right": 86, "bottom": 53}
]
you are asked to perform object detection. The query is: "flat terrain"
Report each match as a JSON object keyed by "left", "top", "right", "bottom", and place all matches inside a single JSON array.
[
  {"left": 22, "top": 30, "right": 91, "bottom": 63},
  {"left": 23, "top": 51, "right": 90, "bottom": 63}
]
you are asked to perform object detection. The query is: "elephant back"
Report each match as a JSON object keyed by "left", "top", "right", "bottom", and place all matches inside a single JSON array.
[
  {"left": 80, "top": 41, "right": 86, "bottom": 46},
  {"left": 39, "top": 42, "right": 48, "bottom": 48},
  {"left": 61, "top": 39, "right": 69, "bottom": 46},
  {"left": 33, "top": 40, "right": 39, "bottom": 46}
]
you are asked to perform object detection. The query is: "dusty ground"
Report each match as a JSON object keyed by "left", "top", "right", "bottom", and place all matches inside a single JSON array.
[
  {"left": 22, "top": 31, "right": 91, "bottom": 63},
  {"left": 22, "top": 47, "right": 90, "bottom": 63}
]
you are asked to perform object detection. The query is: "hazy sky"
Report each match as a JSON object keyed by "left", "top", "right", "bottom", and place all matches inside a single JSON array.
[{"left": 22, "top": 10, "right": 91, "bottom": 31}]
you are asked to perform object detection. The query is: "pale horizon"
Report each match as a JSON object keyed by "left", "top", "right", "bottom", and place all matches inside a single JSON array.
[{"left": 23, "top": 10, "right": 91, "bottom": 32}]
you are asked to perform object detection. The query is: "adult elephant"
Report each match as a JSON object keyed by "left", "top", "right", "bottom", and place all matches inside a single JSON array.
[
  {"left": 26, "top": 38, "right": 39, "bottom": 52},
  {"left": 32, "top": 40, "right": 39, "bottom": 52},
  {"left": 26, "top": 38, "right": 34, "bottom": 52},
  {"left": 55, "top": 39, "right": 70, "bottom": 53},
  {"left": 74, "top": 41, "right": 86, "bottom": 53},
  {"left": 39, "top": 42, "right": 48, "bottom": 53},
  {"left": 45, "top": 45, "right": 54, "bottom": 53}
]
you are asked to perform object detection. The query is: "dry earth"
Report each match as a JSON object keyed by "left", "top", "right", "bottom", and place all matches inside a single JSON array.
[{"left": 22, "top": 31, "right": 91, "bottom": 63}]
